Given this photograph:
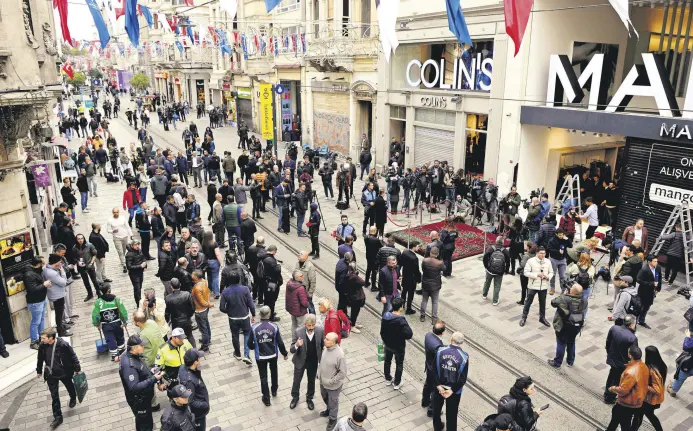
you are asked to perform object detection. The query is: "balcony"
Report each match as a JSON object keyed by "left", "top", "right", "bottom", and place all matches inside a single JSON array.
[{"left": 304, "top": 23, "right": 379, "bottom": 60}]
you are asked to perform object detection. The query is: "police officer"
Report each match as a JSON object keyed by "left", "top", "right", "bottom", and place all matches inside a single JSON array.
[
  {"left": 155, "top": 328, "right": 193, "bottom": 386},
  {"left": 161, "top": 384, "right": 195, "bottom": 431},
  {"left": 119, "top": 335, "right": 164, "bottom": 431},
  {"left": 422, "top": 321, "right": 445, "bottom": 417},
  {"left": 178, "top": 349, "right": 209, "bottom": 431},
  {"left": 247, "top": 305, "right": 289, "bottom": 406},
  {"left": 432, "top": 331, "right": 470, "bottom": 431}
]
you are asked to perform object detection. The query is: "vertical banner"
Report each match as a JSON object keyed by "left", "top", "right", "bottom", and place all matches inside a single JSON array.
[{"left": 259, "top": 84, "right": 274, "bottom": 140}]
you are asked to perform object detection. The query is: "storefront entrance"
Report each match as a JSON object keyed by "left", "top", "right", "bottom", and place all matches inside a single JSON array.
[{"left": 413, "top": 126, "right": 455, "bottom": 167}]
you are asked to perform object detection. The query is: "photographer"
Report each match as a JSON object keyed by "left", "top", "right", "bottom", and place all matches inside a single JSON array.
[
  {"left": 337, "top": 164, "right": 351, "bottom": 206},
  {"left": 444, "top": 167, "right": 456, "bottom": 204},
  {"left": 318, "top": 162, "right": 334, "bottom": 200},
  {"left": 482, "top": 180, "right": 499, "bottom": 223},
  {"left": 415, "top": 167, "right": 429, "bottom": 206},
  {"left": 525, "top": 197, "right": 543, "bottom": 243},
  {"left": 429, "top": 161, "right": 445, "bottom": 204},
  {"left": 504, "top": 186, "right": 522, "bottom": 221},
  {"left": 388, "top": 171, "right": 401, "bottom": 214}
]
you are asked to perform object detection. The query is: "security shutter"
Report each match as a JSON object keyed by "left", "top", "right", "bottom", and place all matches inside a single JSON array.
[
  {"left": 413, "top": 126, "right": 455, "bottom": 167},
  {"left": 237, "top": 99, "right": 252, "bottom": 128}
]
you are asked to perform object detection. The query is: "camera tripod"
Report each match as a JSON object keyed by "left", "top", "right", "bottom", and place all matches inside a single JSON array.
[{"left": 311, "top": 190, "right": 328, "bottom": 231}]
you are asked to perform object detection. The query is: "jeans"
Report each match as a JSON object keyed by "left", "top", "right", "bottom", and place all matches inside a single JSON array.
[
  {"left": 208, "top": 169, "right": 221, "bottom": 184},
  {"left": 296, "top": 212, "right": 305, "bottom": 235},
  {"left": 195, "top": 308, "right": 211, "bottom": 347},
  {"left": 582, "top": 288, "right": 591, "bottom": 318},
  {"left": 522, "top": 289, "right": 547, "bottom": 319},
  {"left": 482, "top": 273, "right": 503, "bottom": 303},
  {"left": 229, "top": 317, "right": 251, "bottom": 358},
  {"left": 27, "top": 299, "right": 47, "bottom": 342},
  {"left": 128, "top": 205, "right": 140, "bottom": 226},
  {"left": 605, "top": 403, "right": 638, "bottom": 431},
  {"left": 432, "top": 391, "right": 461, "bottom": 431},
  {"left": 445, "top": 188, "right": 455, "bottom": 203},
  {"left": 87, "top": 176, "right": 97, "bottom": 195},
  {"left": 553, "top": 333, "right": 577, "bottom": 365},
  {"left": 549, "top": 257, "right": 567, "bottom": 290},
  {"left": 291, "top": 361, "right": 318, "bottom": 400},
  {"left": 206, "top": 259, "right": 220, "bottom": 296},
  {"left": 671, "top": 367, "right": 693, "bottom": 392},
  {"left": 360, "top": 164, "right": 370, "bottom": 180},
  {"left": 384, "top": 347, "right": 405, "bottom": 385},
  {"left": 277, "top": 207, "right": 284, "bottom": 230},
  {"left": 139, "top": 187, "right": 147, "bottom": 202},
  {"left": 47, "top": 376, "right": 77, "bottom": 419},
  {"left": 323, "top": 183, "right": 334, "bottom": 198},
  {"left": 257, "top": 358, "right": 279, "bottom": 401},
  {"left": 80, "top": 192, "right": 88, "bottom": 210},
  {"left": 421, "top": 289, "right": 440, "bottom": 319}
]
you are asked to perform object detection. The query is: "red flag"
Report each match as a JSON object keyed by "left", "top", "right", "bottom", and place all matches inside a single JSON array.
[
  {"left": 62, "top": 62, "right": 74, "bottom": 79},
  {"left": 53, "top": 0, "right": 73, "bottom": 46},
  {"left": 505, "top": 0, "right": 534, "bottom": 56},
  {"left": 116, "top": 6, "right": 126, "bottom": 20},
  {"left": 185, "top": 0, "right": 194, "bottom": 5}
]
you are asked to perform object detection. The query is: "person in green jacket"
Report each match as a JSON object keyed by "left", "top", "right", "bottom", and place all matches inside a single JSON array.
[
  {"left": 92, "top": 283, "right": 128, "bottom": 361},
  {"left": 133, "top": 310, "right": 166, "bottom": 367}
]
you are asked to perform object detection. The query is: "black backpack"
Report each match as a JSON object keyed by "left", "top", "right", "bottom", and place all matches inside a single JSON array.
[
  {"left": 622, "top": 291, "right": 643, "bottom": 316},
  {"left": 565, "top": 297, "right": 586, "bottom": 329},
  {"left": 487, "top": 247, "right": 506, "bottom": 275},
  {"left": 575, "top": 267, "right": 591, "bottom": 289},
  {"left": 497, "top": 394, "right": 517, "bottom": 418},
  {"left": 256, "top": 259, "right": 266, "bottom": 281}
]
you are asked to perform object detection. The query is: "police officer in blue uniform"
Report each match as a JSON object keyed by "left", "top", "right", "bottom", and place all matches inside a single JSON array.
[
  {"left": 432, "top": 331, "right": 470, "bottom": 431},
  {"left": 247, "top": 305, "right": 289, "bottom": 406},
  {"left": 119, "top": 335, "right": 164, "bottom": 431}
]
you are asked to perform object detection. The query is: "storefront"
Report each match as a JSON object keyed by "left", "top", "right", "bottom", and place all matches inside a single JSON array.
[
  {"left": 311, "top": 80, "right": 351, "bottom": 155},
  {"left": 235, "top": 87, "right": 253, "bottom": 129},
  {"left": 154, "top": 71, "right": 169, "bottom": 96},
  {"left": 279, "top": 80, "right": 302, "bottom": 142}
]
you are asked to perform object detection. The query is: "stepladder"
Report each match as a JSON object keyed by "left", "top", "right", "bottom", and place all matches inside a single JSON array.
[
  {"left": 651, "top": 201, "right": 693, "bottom": 296},
  {"left": 555, "top": 174, "right": 583, "bottom": 241}
]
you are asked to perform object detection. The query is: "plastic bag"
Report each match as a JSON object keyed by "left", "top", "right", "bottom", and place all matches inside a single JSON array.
[{"left": 72, "top": 371, "right": 88, "bottom": 403}]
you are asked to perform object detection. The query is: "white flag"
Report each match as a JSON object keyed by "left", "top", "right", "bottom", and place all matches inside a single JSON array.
[
  {"left": 609, "top": 0, "right": 639, "bottom": 38},
  {"left": 376, "top": 0, "right": 400, "bottom": 63},
  {"left": 158, "top": 13, "right": 173, "bottom": 33},
  {"left": 219, "top": 0, "right": 238, "bottom": 20}
]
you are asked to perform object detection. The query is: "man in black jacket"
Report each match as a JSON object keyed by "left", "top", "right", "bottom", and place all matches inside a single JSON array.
[
  {"left": 157, "top": 241, "right": 176, "bottom": 295},
  {"left": 161, "top": 385, "right": 196, "bottom": 431},
  {"left": 294, "top": 183, "right": 309, "bottom": 237},
  {"left": 636, "top": 255, "right": 662, "bottom": 329},
  {"left": 120, "top": 335, "right": 164, "bottom": 430},
  {"left": 262, "top": 245, "right": 283, "bottom": 322},
  {"left": 89, "top": 223, "right": 112, "bottom": 284},
  {"left": 546, "top": 228, "right": 571, "bottom": 295},
  {"left": 364, "top": 227, "right": 382, "bottom": 292},
  {"left": 423, "top": 321, "right": 445, "bottom": 417},
  {"left": 24, "top": 256, "right": 49, "bottom": 349},
  {"left": 335, "top": 252, "right": 354, "bottom": 314},
  {"left": 380, "top": 298, "right": 413, "bottom": 389},
  {"left": 164, "top": 279, "right": 197, "bottom": 348},
  {"left": 174, "top": 258, "right": 195, "bottom": 292},
  {"left": 400, "top": 242, "right": 421, "bottom": 314},
  {"left": 240, "top": 212, "right": 257, "bottom": 256},
  {"left": 184, "top": 242, "right": 208, "bottom": 274},
  {"left": 125, "top": 240, "right": 148, "bottom": 307},
  {"left": 603, "top": 314, "right": 638, "bottom": 403},
  {"left": 178, "top": 349, "right": 209, "bottom": 431},
  {"left": 36, "top": 328, "right": 81, "bottom": 429},
  {"left": 246, "top": 237, "right": 266, "bottom": 301},
  {"left": 378, "top": 256, "right": 401, "bottom": 315},
  {"left": 359, "top": 149, "right": 372, "bottom": 180}
]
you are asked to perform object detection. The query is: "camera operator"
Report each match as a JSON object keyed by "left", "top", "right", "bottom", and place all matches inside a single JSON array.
[
  {"left": 300, "top": 155, "right": 314, "bottom": 177},
  {"left": 483, "top": 179, "right": 499, "bottom": 223},
  {"left": 525, "top": 197, "right": 543, "bottom": 243},
  {"left": 389, "top": 137, "right": 402, "bottom": 159},
  {"left": 503, "top": 186, "right": 522, "bottom": 221},
  {"left": 287, "top": 141, "right": 298, "bottom": 161},
  {"left": 293, "top": 183, "right": 309, "bottom": 237},
  {"left": 429, "top": 161, "right": 444, "bottom": 204},
  {"left": 346, "top": 157, "right": 357, "bottom": 198},
  {"left": 337, "top": 164, "right": 351, "bottom": 206},
  {"left": 318, "top": 162, "right": 334, "bottom": 200},
  {"left": 415, "top": 167, "right": 429, "bottom": 206},
  {"left": 402, "top": 169, "right": 415, "bottom": 210}
]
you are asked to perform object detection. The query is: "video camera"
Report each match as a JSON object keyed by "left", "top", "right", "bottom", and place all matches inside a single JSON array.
[{"left": 521, "top": 187, "right": 544, "bottom": 209}]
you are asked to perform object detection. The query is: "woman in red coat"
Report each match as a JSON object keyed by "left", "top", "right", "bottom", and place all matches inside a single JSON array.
[{"left": 318, "top": 298, "right": 348, "bottom": 344}]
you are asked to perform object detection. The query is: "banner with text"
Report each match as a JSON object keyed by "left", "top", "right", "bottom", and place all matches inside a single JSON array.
[{"left": 260, "top": 83, "right": 274, "bottom": 140}]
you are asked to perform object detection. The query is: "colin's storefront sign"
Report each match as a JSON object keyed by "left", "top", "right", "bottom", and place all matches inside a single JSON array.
[{"left": 406, "top": 54, "right": 493, "bottom": 92}]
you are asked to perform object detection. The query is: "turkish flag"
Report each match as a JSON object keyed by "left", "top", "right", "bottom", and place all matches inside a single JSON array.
[
  {"left": 185, "top": 0, "right": 194, "bottom": 5},
  {"left": 504, "top": 0, "right": 534, "bottom": 56},
  {"left": 62, "top": 63, "right": 74, "bottom": 79},
  {"left": 116, "top": 6, "right": 125, "bottom": 20},
  {"left": 53, "top": 0, "right": 73, "bottom": 46}
]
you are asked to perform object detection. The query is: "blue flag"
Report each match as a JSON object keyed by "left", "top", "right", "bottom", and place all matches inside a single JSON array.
[
  {"left": 86, "top": 0, "right": 111, "bottom": 48},
  {"left": 175, "top": 41, "right": 184, "bottom": 53},
  {"left": 264, "top": 0, "right": 282, "bottom": 13},
  {"left": 446, "top": 0, "right": 472, "bottom": 47},
  {"left": 187, "top": 20, "right": 195, "bottom": 45},
  {"left": 124, "top": 0, "right": 140, "bottom": 47},
  {"left": 140, "top": 5, "right": 154, "bottom": 29}
]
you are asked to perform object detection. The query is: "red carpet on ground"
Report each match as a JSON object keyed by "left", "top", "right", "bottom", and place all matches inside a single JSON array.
[{"left": 389, "top": 221, "right": 498, "bottom": 261}]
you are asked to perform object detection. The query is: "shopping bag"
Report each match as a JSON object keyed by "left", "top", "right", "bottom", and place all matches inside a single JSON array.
[{"left": 72, "top": 371, "right": 88, "bottom": 403}]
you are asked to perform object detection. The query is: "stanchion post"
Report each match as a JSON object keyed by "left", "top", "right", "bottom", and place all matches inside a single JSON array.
[{"left": 407, "top": 221, "right": 411, "bottom": 249}]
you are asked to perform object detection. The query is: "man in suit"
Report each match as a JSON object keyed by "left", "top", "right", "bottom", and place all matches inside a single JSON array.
[
  {"left": 364, "top": 226, "right": 382, "bottom": 292},
  {"left": 289, "top": 314, "right": 324, "bottom": 411},
  {"left": 422, "top": 321, "right": 445, "bottom": 417},
  {"left": 400, "top": 242, "right": 421, "bottom": 315},
  {"left": 636, "top": 255, "right": 662, "bottom": 329}
]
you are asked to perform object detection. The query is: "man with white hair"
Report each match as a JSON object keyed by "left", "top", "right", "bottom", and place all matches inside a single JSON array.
[
  {"left": 432, "top": 331, "right": 469, "bottom": 431},
  {"left": 319, "top": 332, "right": 348, "bottom": 430},
  {"left": 247, "top": 305, "right": 288, "bottom": 406},
  {"left": 289, "top": 314, "right": 324, "bottom": 411}
]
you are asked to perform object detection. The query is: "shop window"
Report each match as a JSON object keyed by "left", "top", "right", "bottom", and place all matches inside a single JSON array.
[
  {"left": 390, "top": 106, "right": 406, "bottom": 120},
  {"left": 415, "top": 109, "right": 455, "bottom": 127},
  {"left": 465, "top": 114, "right": 488, "bottom": 176}
]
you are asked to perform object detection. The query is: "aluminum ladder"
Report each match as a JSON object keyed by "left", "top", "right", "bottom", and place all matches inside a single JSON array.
[
  {"left": 651, "top": 201, "right": 693, "bottom": 293},
  {"left": 554, "top": 174, "right": 583, "bottom": 241}
]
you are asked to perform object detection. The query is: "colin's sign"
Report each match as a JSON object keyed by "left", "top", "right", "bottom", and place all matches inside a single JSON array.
[
  {"left": 406, "top": 54, "right": 493, "bottom": 92},
  {"left": 546, "top": 53, "right": 693, "bottom": 118}
]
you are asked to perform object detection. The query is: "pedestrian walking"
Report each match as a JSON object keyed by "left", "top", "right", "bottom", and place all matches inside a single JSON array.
[
  {"left": 604, "top": 315, "right": 639, "bottom": 404},
  {"left": 319, "top": 332, "right": 348, "bottom": 430},
  {"left": 178, "top": 349, "right": 210, "bottom": 431},
  {"left": 89, "top": 223, "right": 111, "bottom": 284},
  {"left": 261, "top": 245, "right": 283, "bottom": 321},
  {"left": 400, "top": 242, "right": 421, "bottom": 314},
  {"left": 605, "top": 345, "right": 649, "bottom": 431},
  {"left": 431, "top": 332, "right": 470, "bottom": 431},
  {"left": 636, "top": 255, "right": 662, "bottom": 329},
  {"left": 191, "top": 270, "right": 212, "bottom": 352},
  {"left": 632, "top": 346, "right": 666, "bottom": 431},
  {"left": 422, "top": 321, "right": 445, "bottom": 417},
  {"left": 126, "top": 239, "right": 148, "bottom": 307},
  {"left": 378, "top": 256, "right": 401, "bottom": 315},
  {"left": 107, "top": 207, "right": 133, "bottom": 274},
  {"left": 157, "top": 241, "right": 177, "bottom": 295},
  {"left": 200, "top": 231, "right": 222, "bottom": 297},
  {"left": 380, "top": 297, "right": 413, "bottom": 390},
  {"left": 482, "top": 237, "right": 509, "bottom": 305},
  {"left": 164, "top": 279, "right": 197, "bottom": 347},
  {"left": 668, "top": 329, "right": 693, "bottom": 397},
  {"left": 520, "top": 247, "right": 553, "bottom": 327},
  {"left": 91, "top": 283, "right": 128, "bottom": 361},
  {"left": 499, "top": 376, "right": 543, "bottom": 431},
  {"left": 286, "top": 270, "right": 310, "bottom": 342},
  {"left": 547, "top": 284, "right": 586, "bottom": 368},
  {"left": 219, "top": 271, "right": 255, "bottom": 364},
  {"left": 421, "top": 247, "right": 445, "bottom": 324},
  {"left": 289, "top": 314, "right": 323, "bottom": 410},
  {"left": 135, "top": 202, "right": 155, "bottom": 260},
  {"left": 36, "top": 327, "right": 81, "bottom": 429},
  {"left": 247, "top": 306, "right": 289, "bottom": 406},
  {"left": 120, "top": 334, "right": 164, "bottom": 430}
]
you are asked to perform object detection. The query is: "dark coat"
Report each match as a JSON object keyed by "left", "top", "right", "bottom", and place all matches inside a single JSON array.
[
  {"left": 378, "top": 266, "right": 400, "bottom": 298},
  {"left": 157, "top": 249, "right": 176, "bottom": 281},
  {"left": 174, "top": 265, "right": 194, "bottom": 292},
  {"left": 424, "top": 332, "right": 444, "bottom": 373},
  {"left": 374, "top": 195, "right": 388, "bottom": 225},
  {"left": 400, "top": 249, "right": 421, "bottom": 289},
  {"left": 285, "top": 280, "right": 310, "bottom": 317},
  {"left": 290, "top": 326, "right": 324, "bottom": 368},
  {"left": 89, "top": 231, "right": 110, "bottom": 258},
  {"left": 606, "top": 324, "right": 638, "bottom": 369},
  {"left": 37, "top": 339, "right": 81, "bottom": 379},
  {"left": 636, "top": 264, "right": 662, "bottom": 308},
  {"left": 421, "top": 257, "right": 445, "bottom": 293},
  {"left": 380, "top": 312, "right": 413, "bottom": 352},
  {"left": 364, "top": 235, "right": 383, "bottom": 263},
  {"left": 345, "top": 272, "right": 368, "bottom": 305},
  {"left": 178, "top": 365, "right": 209, "bottom": 418},
  {"left": 164, "top": 290, "right": 195, "bottom": 328}
]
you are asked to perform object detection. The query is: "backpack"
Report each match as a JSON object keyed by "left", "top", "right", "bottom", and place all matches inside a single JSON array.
[
  {"left": 497, "top": 394, "right": 517, "bottom": 418},
  {"left": 565, "top": 297, "right": 586, "bottom": 329},
  {"left": 621, "top": 291, "right": 643, "bottom": 316},
  {"left": 488, "top": 246, "right": 506, "bottom": 275},
  {"left": 263, "top": 178, "right": 271, "bottom": 190},
  {"left": 337, "top": 310, "right": 351, "bottom": 339},
  {"left": 532, "top": 205, "right": 547, "bottom": 224},
  {"left": 256, "top": 259, "right": 265, "bottom": 281},
  {"left": 575, "top": 267, "right": 591, "bottom": 289}
]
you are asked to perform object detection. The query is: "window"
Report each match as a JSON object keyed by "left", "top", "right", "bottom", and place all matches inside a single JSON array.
[
  {"left": 465, "top": 114, "right": 488, "bottom": 176},
  {"left": 390, "top": 106, "right": 405, "bottom": 120},
  {"left": 415, "top": 109, "right": 455, "bottom": 127},
  {"left": 276, "top": 0, "right": 300, "bottom": 14}
]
